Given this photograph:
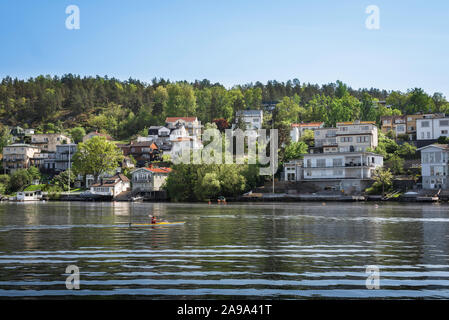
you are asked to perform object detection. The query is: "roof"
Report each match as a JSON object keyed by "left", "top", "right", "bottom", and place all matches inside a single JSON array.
[
  {"left": 173, "top": 137, "right": 192, "bottom": 142},
  {"left": 303, "top": 151, "right": 383, "bottom": 157},
  {"left": 133, "top": 167, "right": 172, "bottom": 174},
  {"left": 5, "top": 143, "right": 40, "bottom": 148},
  {"left": 336, "top": 121, "right": 376, "bottom": 125},
  {"left": 129, "top": 141, "right": 158, "bottom": 148},
  {"left": 236, "top": 110, "right": 263, "bottom": 116},
  {"left": 417, "top": 144, "right": 449, "bottom": 151},
  {"left": 91, "top": 174, "right": 129, "bottom": 187},
  {"left": 291, "top": 122, "right": 324, "bottom": 128},
  {"left": 165, "top": 117, "right": 197, "bottom": 123}
]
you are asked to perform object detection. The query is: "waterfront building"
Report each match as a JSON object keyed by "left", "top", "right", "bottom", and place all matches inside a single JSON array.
[
  {"left": 30, "top": 133, "right": 71, "bottom": 152},
  {"left": 131, "top": 166, "right": 172, "bottom": 193},
  {"left": 301, "top": 151, "right": 384, "bottom": 192},
  {"left": 54, "top": 144, "right": 77, "bottom": 172},
  {"left": 233, "top": 110, "right": 264, "bottom": 130},
  {"left": 2, "top": 144, "right": 41, "bottom": 174},
  {"left": 90, "top": 174, "right": 130, "bottom": 197},
  {"left": 312, "top": 121, "right": 378, "bottom": 153},
  {"left": 417, "top": 144, "right": 449, "bottom": 189},
  {"left": 283, "top": 159, "right": 303, "bottom": 181},
  {"left": 290, "top": 122, "right": 324, "bottom": 143}
]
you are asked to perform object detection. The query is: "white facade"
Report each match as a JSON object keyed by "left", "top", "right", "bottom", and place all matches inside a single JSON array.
[
  {"left": 290, "top": 122, "right": 324, "bottom": 143},
  {"left": 335, "top": 122, "right": 378, "bottom": 152},
  {"left": 2, "top": 144, "right": 41, "bottom": 173},
  {"left": 234, "top": 110, "right": 263, "bottom": 130},
  {"left": 30, "top": 134, "right": 71, "bottom": 152},
  {"left": 90, "top": 175, "right": 130, "bottom": 197},
  {"left": 417, "top": 117, "right": 449, "bottom": 140},
  {"left": 302, "top": 152, "right": 383, "bottom": 180},
  {"left": 131, "top": 167, "right": 171, "bottom": 192},
  {"left": 418, "top": 144, "right": 449, "bottom": 189},
  {"left": 313, "top": 122, "right": 378, "bottom": 153},
  {"left": 283, "top": 159, "right": 303, "bottom": 181}
]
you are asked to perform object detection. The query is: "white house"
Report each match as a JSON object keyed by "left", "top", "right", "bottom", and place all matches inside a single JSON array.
[
  {"left": 417, "top": 117, "right": 449, "bottom": 140},
  {"left": 234, "top": 110, "right": 263, "bottom": 130},
  {"left": 169, "top": 125, "right": 202, "bottom": 158},
  {"left": 165, "top": 117, "right": 202, "bottom": 140},
  {"left": 283, "top": 159, "right": 303, "bottom": 181},
  {"left": 417, "top": 144, "right": 449, "bottom": 189},
  {"left": 90, "top": 174, "right": 130, "bottom": 197},
  {"left": 290, "top": 122, "right": 324, "bottom": 143},
  {"left": 302, "top": 152, "right": 383, "bottom": 180},
  {"left": 131, "top": 167, "right": 172, "bottom": 193},
  {"left": 148, "top": 126, "right": 170, "bottom": 139}
]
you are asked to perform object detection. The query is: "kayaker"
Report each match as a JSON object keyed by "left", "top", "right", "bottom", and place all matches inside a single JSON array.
[{"left": 151, "top": 216, "right": 157, "bottom": 224}]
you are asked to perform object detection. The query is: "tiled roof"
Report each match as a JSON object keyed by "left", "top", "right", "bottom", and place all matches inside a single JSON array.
[
  {"left": 291, "top": 122, "right": 324, "bottom": 127},
  {"left": 337, "top": 121, "right": 376, "bottom": 125},
  {"left": 418, "top": 144, "right": 449, "bottom": 151},
  {"left": 91, "top": 174, "right": 129, "bottom": 187},
  {"left": 166, "top": 117, "right": 197, "bottom": 123},
  {"left": 134, "top": 167, "right": 172, "bottom": 174}
]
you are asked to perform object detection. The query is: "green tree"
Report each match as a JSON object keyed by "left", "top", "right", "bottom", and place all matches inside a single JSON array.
[
  {"left": 27, "top": 166, "right": 41, "bottom": 182},
  {"left": 283, "top": 141, "right": 309, "bottom": 162},
  {"left": 395, "top": 142, "right": 416, "bottom": 159},
  {"left": 166, "top": 83, "right": 197, "bottom": 116},
  {"left": 372, "top": 167, "right": 393, "bottom": 195},
  {"left": 52, "top": 170, "right": 76, "bottom": 191},
  {"left": 386, "top": 154, "right": 404, "bottom": 175},
  {"left": 0, "top": 125, "right": 12, "bottom": 154},
  {"left": 0, "top": 174, "right": 10, "bottom": 194},
  {"left": 71, "top": 127, "right": 86, "bottom": 143},
  {"left": 72, "top": 136, "right": 124, "bottom": 182},
  {"left": 194, "top": 171, "right": 221, "bottom": 201},
  {"left": 9, "top": 169, "right": 32, "bottom": 192}
]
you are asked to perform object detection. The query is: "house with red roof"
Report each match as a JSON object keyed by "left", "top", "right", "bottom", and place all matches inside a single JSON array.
[
  {"left": 165, "top": 116, "right": 202, "bottom": 139},
  {"left": 131, "top": 166, "right": 172, "bottom": 193}
]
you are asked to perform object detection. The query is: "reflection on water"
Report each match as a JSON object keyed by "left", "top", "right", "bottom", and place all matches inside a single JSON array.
[{"left": 0, "top": 201, "right": 448, "bottom": 299}]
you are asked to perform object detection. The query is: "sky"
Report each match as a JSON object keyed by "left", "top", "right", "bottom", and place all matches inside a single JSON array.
[{"left": 1, "top": 0, "right": 449, "bottom": 96}]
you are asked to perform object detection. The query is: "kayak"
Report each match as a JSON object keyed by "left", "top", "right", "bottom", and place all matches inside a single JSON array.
[{"left": 128, "top": 222, "right": 185, "bottom": 226}]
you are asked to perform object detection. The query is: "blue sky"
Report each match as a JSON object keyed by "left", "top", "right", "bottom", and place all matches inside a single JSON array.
[{"left": 1, "top": 0, "right": 449, "bottom": 96}]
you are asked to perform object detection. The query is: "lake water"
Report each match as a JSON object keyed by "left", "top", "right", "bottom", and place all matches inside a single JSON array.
[{"left": 0, "top": 201, "right": 448, "bottom": 299}]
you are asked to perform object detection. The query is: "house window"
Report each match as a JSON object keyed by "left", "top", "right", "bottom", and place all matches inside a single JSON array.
[
  {"left": 383, "top": 120, "right": 390, "bottom": 125},
  {"left": 316, "top": 159, "right": 326, "bottom": 167},
  {"left": 427, "top": 132, "right": 431, "bottom": 139},
  {"left": 362, "top": 126, "right": 369, "bottom": 130},
  {"left": 332, "top": 159, "right": 342, "bottom": 166},
  {"left": 407, "top": 117, "right": 412, "bottom": 121},
  {"left": 421, "top": 121, "right": 430, "bottom": 127},
  {"left": 356, "top": 136, "right": 369, "bottom": 143},
  {"left": 440, "top": 120, "right": 449, "bottom": 126},
  {"left": 306, "top": 159, "right": 311, "bottom": 167},
  {"left": 442, "top": 130, "right": 448, "bottom": 135}
]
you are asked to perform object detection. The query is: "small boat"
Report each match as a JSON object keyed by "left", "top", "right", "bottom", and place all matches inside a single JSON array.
[{"left": 128, "top": 221, "right": 185, "bottom": 227}]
